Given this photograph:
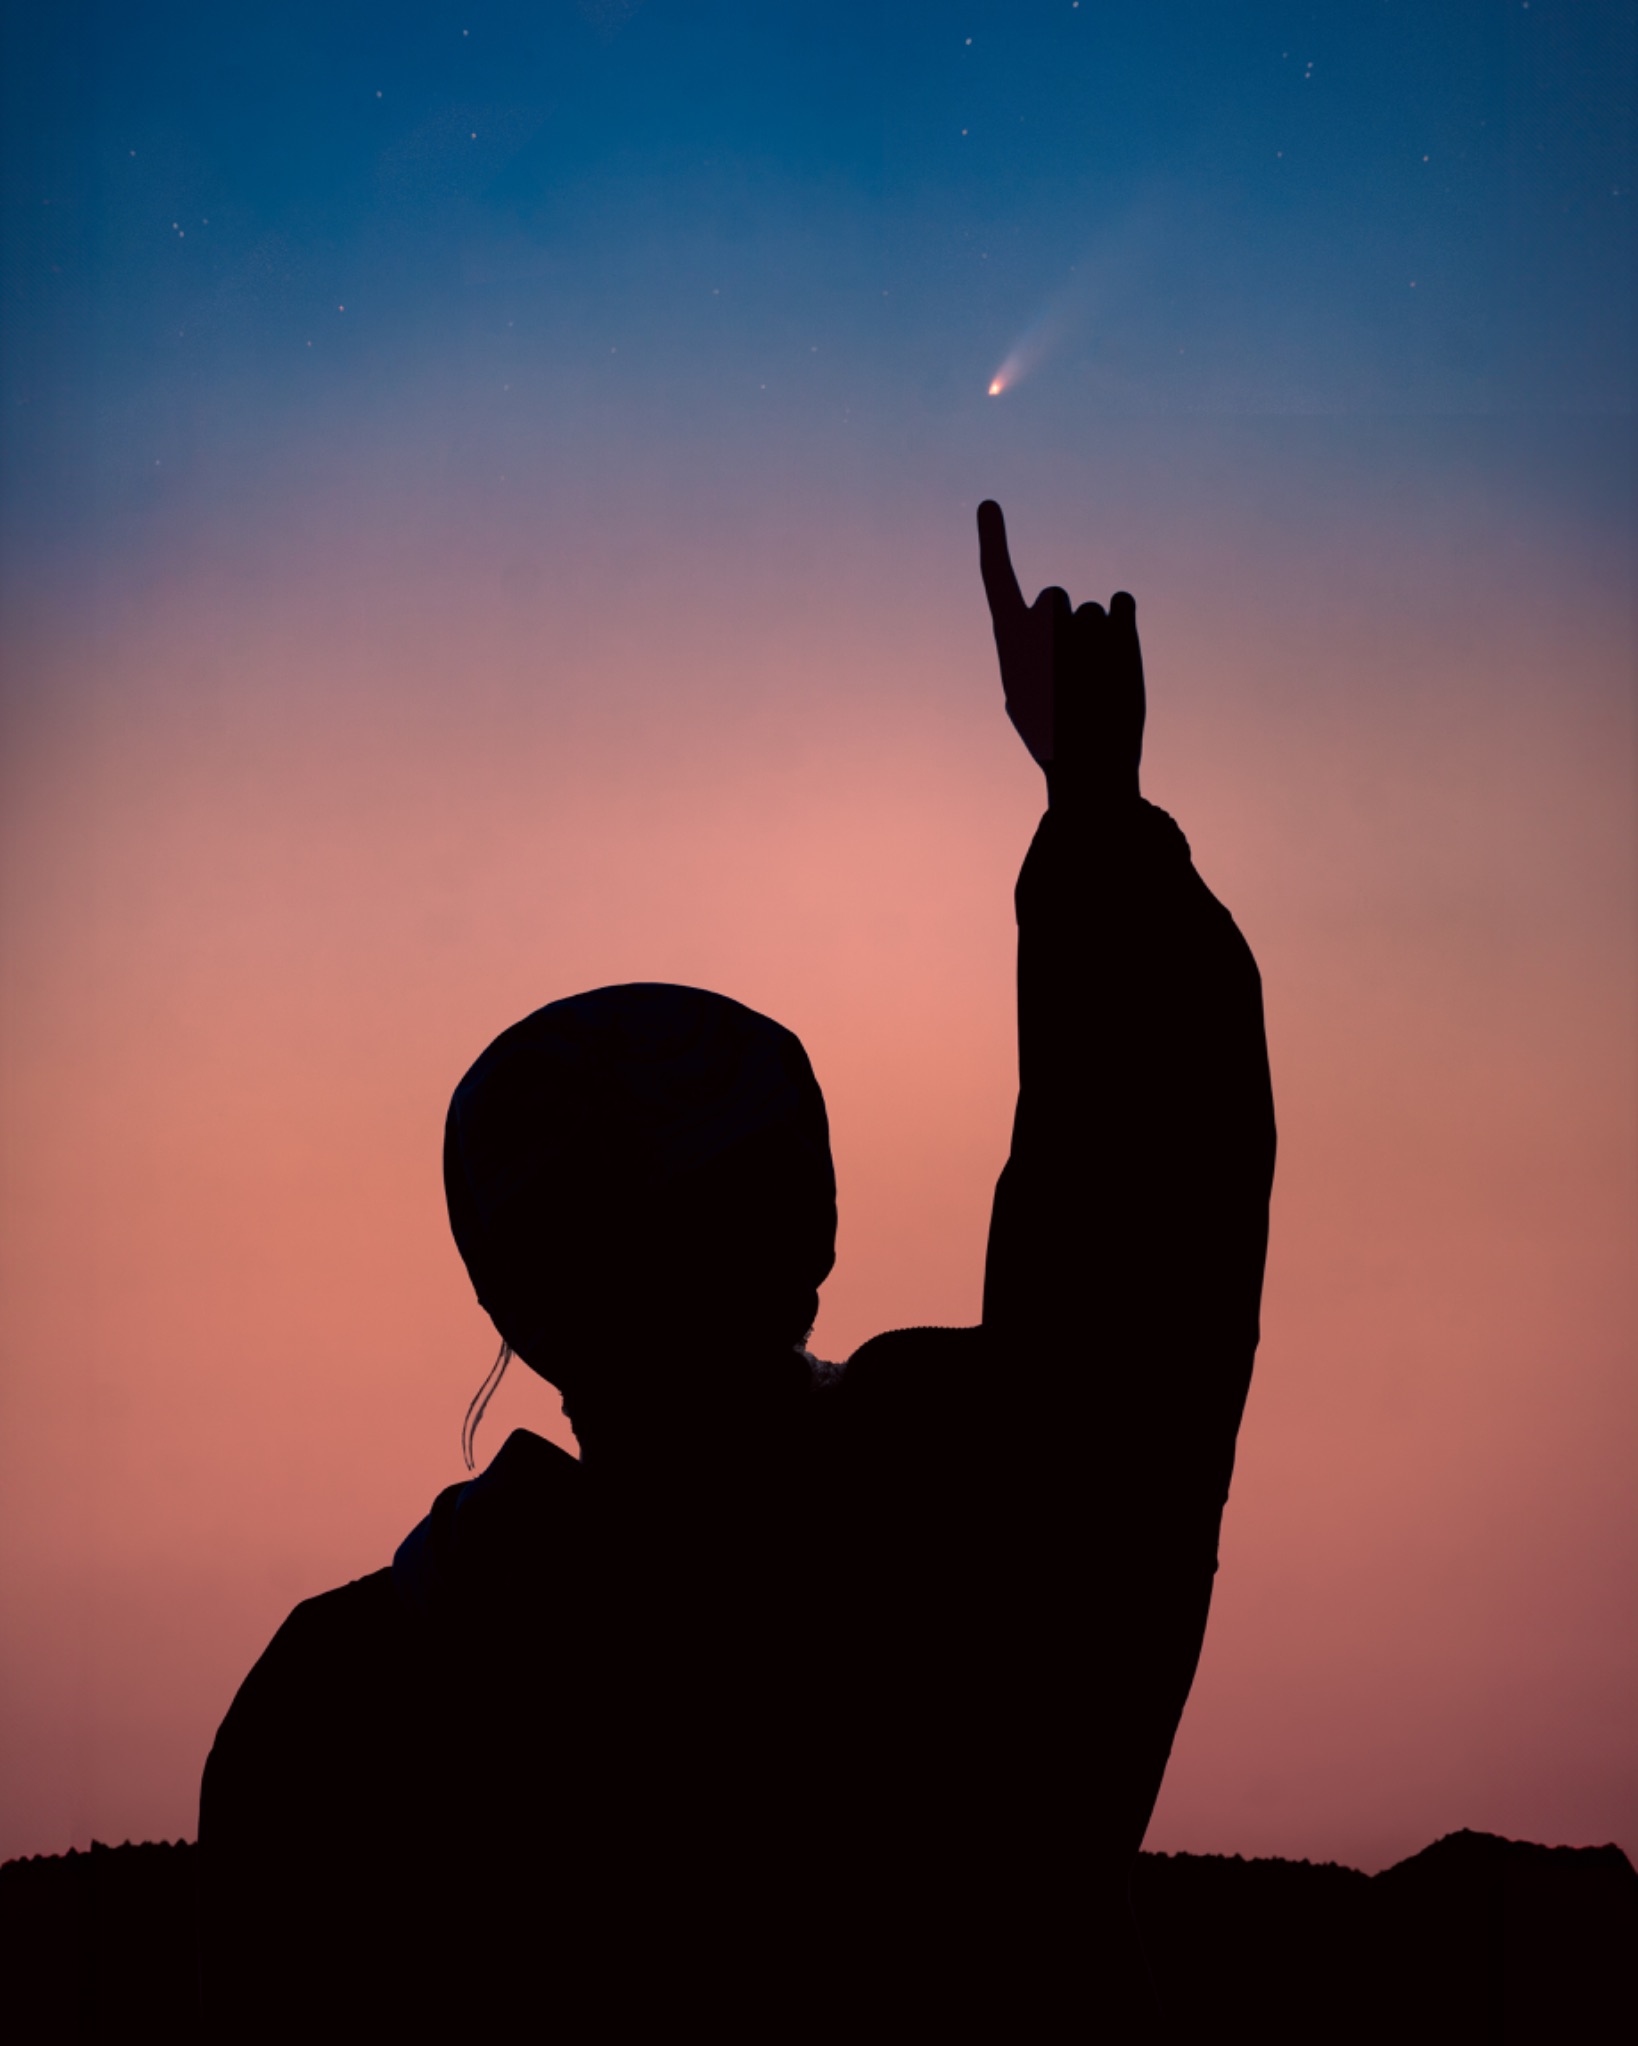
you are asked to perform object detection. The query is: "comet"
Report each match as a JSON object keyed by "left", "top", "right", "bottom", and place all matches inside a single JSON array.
[
  {"left": 984, "top": 300, "right": 1072, "bottom": 398},
  {"left": 977, "top": 251, "right": 1104, "bottom": 394}
]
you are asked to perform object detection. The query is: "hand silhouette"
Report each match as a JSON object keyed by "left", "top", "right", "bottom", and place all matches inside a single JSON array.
[{"left": 977, "top": 500, "right": 1145, "bottom": 807}]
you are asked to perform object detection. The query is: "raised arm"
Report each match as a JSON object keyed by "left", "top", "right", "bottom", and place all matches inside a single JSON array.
[{"left": 976, "top": 500, "right": 1276, "bottom": 1861}]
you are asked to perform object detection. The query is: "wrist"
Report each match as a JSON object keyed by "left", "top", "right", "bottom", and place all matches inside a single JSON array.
[{"left": 1027, "top": 793, "right": 1190, "bottom": 875}]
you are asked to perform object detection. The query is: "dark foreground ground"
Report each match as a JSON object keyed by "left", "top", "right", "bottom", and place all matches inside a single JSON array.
[{"left": 2, "top": 1828, "right": 1633, "bottom": 2040}]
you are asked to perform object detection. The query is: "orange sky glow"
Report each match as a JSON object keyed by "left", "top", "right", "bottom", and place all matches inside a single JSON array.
[{"left": 1, "top": 459, "right": 1633, "bottom": 1873}]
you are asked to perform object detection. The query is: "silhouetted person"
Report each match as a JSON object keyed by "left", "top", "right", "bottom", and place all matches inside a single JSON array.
[{"left": 198, "top": 501, "right": 1275, "bottom": 2040}]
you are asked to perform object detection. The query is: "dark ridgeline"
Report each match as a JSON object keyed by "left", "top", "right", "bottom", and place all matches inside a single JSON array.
[
  {"left": 4, "top": 1832, "right": 1634, "bottom": 2042},
  {"left": 0, "top": 1841, "right": 200, "bottom": 2044},
  {"left": 1134, "top": 1831, "right": 1638, "bottom": 2040}
]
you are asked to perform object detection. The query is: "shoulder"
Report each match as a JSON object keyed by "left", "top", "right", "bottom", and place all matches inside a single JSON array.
[
  {"left": 212, "top": 1569, "right": 410, "bottom": 1750},
  {"left": 270, "top": 1567, "right": 406, "bottom": 1652},
  {"left": 834, "top": 1324, "right": 988, "bottom": 1452},
  {"left": 844, "top": 1322, "right": 986, "bottom": 1380},
  {"left": 266, "top": 1567, "right": 410, "bottom": 1679},
  {"left": 201, "top": 1568, "right": 416, "bottom": 1843}
]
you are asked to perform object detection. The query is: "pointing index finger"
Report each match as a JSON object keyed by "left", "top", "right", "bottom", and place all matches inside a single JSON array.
[{"left": 977, "top": 500, "right": 1025, "bottom": 626}]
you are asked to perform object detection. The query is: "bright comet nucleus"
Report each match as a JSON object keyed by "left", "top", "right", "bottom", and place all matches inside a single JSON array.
[{"left": 985, "top": 295, "right": 1078, "bottom": 399}]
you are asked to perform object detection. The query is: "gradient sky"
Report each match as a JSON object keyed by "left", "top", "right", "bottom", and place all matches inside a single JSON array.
[{"left": 2, "top": 2, "right": 1633, "bottom": 1872}]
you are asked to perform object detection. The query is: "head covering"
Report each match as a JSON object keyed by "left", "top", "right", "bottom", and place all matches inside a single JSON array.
[{"left": 444, "top": 984, "right": 836, "bottom": 1381}]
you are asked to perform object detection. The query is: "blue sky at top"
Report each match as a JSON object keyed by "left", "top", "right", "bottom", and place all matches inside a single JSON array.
[{"left": 0, "top": 0, "right": 1630, "bottom": 625}]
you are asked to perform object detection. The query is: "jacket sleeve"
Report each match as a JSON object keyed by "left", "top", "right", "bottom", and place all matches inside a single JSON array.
[{"left": 981, "top": 795, "right": 1276, "bottom": 1858}]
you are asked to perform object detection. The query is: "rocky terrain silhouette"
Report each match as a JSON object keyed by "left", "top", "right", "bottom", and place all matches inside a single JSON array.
[{"left": 3, "top": 1828, "right": 1632, "bottom": 2041}]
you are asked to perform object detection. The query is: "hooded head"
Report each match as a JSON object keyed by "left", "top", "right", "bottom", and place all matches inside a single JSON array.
[{"left": 443, "top": 984, "right": 836, "bottom": 1400}]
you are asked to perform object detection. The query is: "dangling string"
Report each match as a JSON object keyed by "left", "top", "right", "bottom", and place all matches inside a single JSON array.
[{"left": 462, "top": 1338, "right": 512, "bottom": 1471}]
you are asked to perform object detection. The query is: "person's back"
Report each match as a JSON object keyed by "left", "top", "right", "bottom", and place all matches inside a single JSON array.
[{"left": 198, "top": 499, "right": 1275, "bottom": 2040}]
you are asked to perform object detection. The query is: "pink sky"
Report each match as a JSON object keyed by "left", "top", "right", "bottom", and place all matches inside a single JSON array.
[{"left": 1, "top": 467, "right": 1633, "bottom": 1872}]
